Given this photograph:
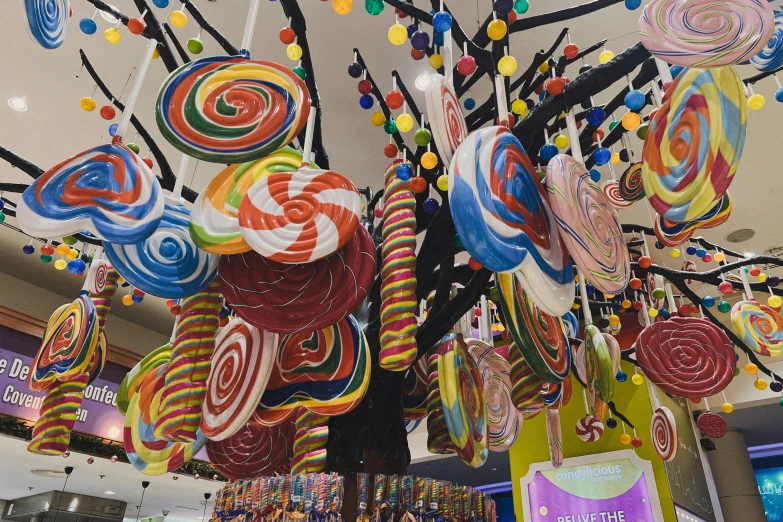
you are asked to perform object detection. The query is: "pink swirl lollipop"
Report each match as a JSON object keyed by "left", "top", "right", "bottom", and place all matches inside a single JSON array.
[
  {"left": 602, "top": 180, "right": 632, "bottom": 209},
  {"left": 424, "top": 74, "right": 469, "bottom": 164},
  {"left": 639, "top": 0, "right": 775, "bottom": 67},
  {"left": 546, "top": 155, "right": 629, "bottom": 294}
]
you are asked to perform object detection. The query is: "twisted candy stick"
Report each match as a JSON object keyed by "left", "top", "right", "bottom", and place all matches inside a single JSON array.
[
  {"left": 426, "top": 354, "right": 455, "bottom": 454},
  {"left": 86, "top": 264, "right": 121, "bottom": 383},
  {"left": 291, "top": 409, "right": 328, "bottom": 474},
  {"left": 380, "top": 159, "right": 418, "bottom": 371},
  {"left": 27, "top": 373, "right": 90, "bottom": 455},
  {"left": 154, "top": 280, "right": 222, "bottom": 442}
]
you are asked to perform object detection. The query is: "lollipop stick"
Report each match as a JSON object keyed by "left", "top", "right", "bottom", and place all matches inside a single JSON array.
[
  {"left": 739, "top": 268, "right": 754, "bottom": 300},
  {"left": 494, "top": 76, "right": 508, "bottom": 125},
  {"left": 654, "top": 58, "right": 673, "bottom": 84},
  {"left": 650, "top": 80, "right": 663, "bottom": 107},
  {"left": 664, "top": 283, "right": 677, "bottom": 313},
  {"left": 116, "top": 39, "right": 158, "bottom": 140},
  {"left": 578, "top": 269, "right": 593, "bottom": 325},
  {"left": 171, "top": 154, "right": 190, "bottom": 200},
  {"left": 301, "top": 109, "right": 317, "bottom": 167},
  {"left": 565, "top": 111, "right": 583, "bottom": 163},
  {"left": 240, "top": 0, "right": 262, "bottom": 57}
]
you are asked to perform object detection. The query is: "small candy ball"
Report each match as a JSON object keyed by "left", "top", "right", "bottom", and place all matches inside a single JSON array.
[
  {"left": 108, "top": 124, "right": 119, "bottom": 136},
  {"left": 348, "top": 62, "right": 363, "bottom": 78},
  {"left": 498, "top": 55, "right": 517, "bottom": 76},
  {"left": 718, "top": 281, "right": 733, "bottom": 294},
  {"left": 589, "top": 169, "right": 601, "bottom": 182},
  {"left": 758, "top": 273, "right": 768, "bottom": 283},
  {"left": 695, "top": 248, "right": 707, "bottom": 257},
  {"left": 128, "top": 17, "right": 145, "bottom": 34},
  {"left": 616, "top": 371, "right": 627, "bottom": 382},
  {"left": 100, "top": 105, "right": 116, "bottom": 120},
  {"left": 750, "top": 266, "right": 761, "bottom": 277},
  {"left": 396, "top": 163, "right": 413, "bottom": 181},
  {"left": 622, "top": 299, "right": 632, "bottom": 308},
  {"left": 686, "top": 246, "right": 697, "bottom": 256},
  {"left": 494, "top": 0, "right": 514, "bottom": 14},
  {"left": 457, "top": 55, "right": 477, "bottom": 76},
  {"left": 54, "top": 259, "right": 67, "bottom": 271},
  {"left": 371, "top": 111, "right": 385, "bottom": 126},
  {"left": 547, "top": 77, "right": 566, "bottom": 96},
  {"left": 142, "top": 157, "right": 153, "bottom": 168},
  {"left": 769, "top": 295, "right": 783, "bottom": 308},
  {"left": 670, "top": 249, "right": 681, "bottom": 259},
  {"left": 385, "top": 90, "right": 404, "bottom": 109},
  {"left": 608, "top": 120, "right": 619, "bottom": 131},
  {"left": 122, "top": 294, "right": 134, "bottom": 306},
  {"left": 624, "top": 90, "right": 646, "bottom": 110},
  {"left": 23, "top": 244, "right": 35, "bottom": 255},
  {"left": 771, "top": 381, "right": 783, "bottom": 393},
  {"left": 514, "top": 0, "right": 529, "bottom": 14},
  {"left": 631, "top": 437, "right": 643, "bottom": 448},
  {"left": 435, "top": 174, "right": 449, "bottom": 191},
  {"left": 373, "top": 206, "right": 383, "bottom": 218},
  {"left": 608, "top": 314, "right": 620, "bottom": 327},
  {"left": 365, "top": 0, "right": 384, "bottom": 15},
  {"left": 626, "top": 0, "right": 642, "bottom": 8},
  {"left": 421, "top": 151, "right": 438, "bottom": 170},
  {"left": 411, "top": 48, "right": 426, "bottom": 61},
  {"left": 279, "top": 26, "right": 296, "bottom": 44},
  {"left": 632, "top": 373, "right": 644, "bottom": 385},
  {"left": 334, "top": 0, "right": 353, "bottom": 15},
  {"left": 606, "top": 418, "right": 618, "bottom": 429},
  {"left": 755, "top": 378, "right": 769, "bottom": 391},
  {"left": 597, "top": 316, "right": 610, "bottom": 328},
  {"left": 359, "top": 95, "right": 374, "bottom": 109},
  {"left": 56, "top": 243, "right": 70, "bottom": 256},
  {"left": 286, "top": 43, "right": 303, "bottom": 60},
  {"left": 648, "top": 308, "right": 659, "bottom": 318},
  {"left": 411, "top": 30, "right": 430, "bottom": 50},
  {"left": 414, "top": 128, "right": 432, "bottom": 146},
  {"left": 41, "top": 255, "right": 53, "bottom": 263},
  {"left": 678, "top": 304, "right": 692, "bottom": 317},
  {"left": 187, "top": 37, "right": 204, "bottom": 54},
  {"left": 770, "top": 276, "right": 781, "bottom": 287},
  {"left": 79, "top": 18, "right": 97, "bottom": 35},
  {"left": 599, "top": 50, "right": 614, "bottom": 63},
  {"left": 172, "top": 475, "right": 179, "bottom": 481},
  {"left": 564, "top": 43, "right": 579, "bottom": 59},
  {"left": 384, "top": 143, "right": 398, "bottom": 158},
  {"left": 511, "top": 99, "right": 527, "bottom": 115},
  {"left": 423, "top": 197, "right": 440, "bottom": 214},
  {"left": 592, "top": 129, "right": 605, "bottom": 143},
  {"left": 126, "top": 142, "right": 140, "bottom": 154},
  {"left": 432, "top": 11, "right": 453, "bottom": 32},
  {"left": 636, "top": 122, "right": 650, "bottom": 140},
  {"left": 170, "top": 9, "right": 187, "bottom": 27},
  {"left": 388, "top": 23, "right": 407, "bottom": 45},
  {"left": 87, "top": 457, "right": 95, "bottom": 464},
  {"left": 620, "top": 433, "right": 632, "bottom": 445},
  {"left": 538, "top": 61, "right": 549, "bottom": 73},
  {"left": 104, "top": 27, "right": 121, "bottom": 44},
  {"left": 62, "top": 236, "right": 78, "bottom": 246},
  {"left": 383, "top": 119, "right": 397, "bottom": 134},
  {"left": 540, "top": 143, "right": 558, "bottom": 162},
  {"left": 717, "top": 300, "right": 731, "bottom": 313},
  {"left": 411, "top": 177, "right": 427, "bottom": 193},
  {"left": 553, "top": 135, "right": 569, "bottom": 149},
  {"left": 67, "top": 259, "right": 86, "bottom": 275},
  {"left": 292, "top": 66, "right": 306, "bottom": 80},
  {"left": 429, "top": 53, "right": 444, "bottom": 70},
  {"left": 487, "top": 19, "right": 507, "bottom": 40},
  {"left": 464, "top": 97, "right": 476, "bottom": 110},
  {"left": 702, "top": 295, "right": 716, "bottom": 308},
  {"left": 611, "top": 152, "right": 621, "bottom": 164},
  {"left": 579, "top": 63, "right": 593, "bottom": 75},
  {"left": 702, "top": 254, "right": 712, "bottom": 263},
  {"left": 638, "top": 256, "right": 652, "bottom": 269},
  {"left": 41, "top": 244, "right": 55, "bottom": 256},
  {"left": 721, "top": 402, "right": 734, "bottom": 414},
  {"left": 776, "top": 87, "right": 783, "bottom": 103},
  {"left": 748, "top": 93, "right": 766, "bottom": 111},
  {"left": 745, "top": 362, "right": 758, "bottom": 375},
  {"left": 586, "top": 107, "right": 606, "bottom": 126},
  {"left": 629, "top": 278, "right": 642, "bottom": 290},
  {"left": 80, "top": 97, "right": 97, "bottom": 111},
  {"left": 622, "top": 112, "right": 641, "bottom": 130},
  {"left": 66, "top": 248, "right": 78, "bottom": 260}
]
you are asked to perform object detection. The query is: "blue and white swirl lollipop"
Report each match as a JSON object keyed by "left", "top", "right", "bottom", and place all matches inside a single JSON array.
[
  {"left": 752, "top": 9, "right": 783, "bottom": 72},
  {"left": 562, "top": 311, "right": 579, "bottom": 338},
  {"left": 104, "top": 197, "right": 219, "bottom": 299},
  {"left": 24, "top": 0, "right": 69, "bottom": 49}
]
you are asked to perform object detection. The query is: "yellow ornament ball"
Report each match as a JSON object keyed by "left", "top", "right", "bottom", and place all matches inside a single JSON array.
[
  {"left": 104, "top": 27, "right": 121, "bottom": 44},
  {"left": 745, "top": 362, "right": 759, "bottom": 375},
  {"left": 421, "top": 151, "right": 438, "bottom": 170},
  {"left": 287, "top": 43, "right": 303, "bottom": 61},
  {"left": 748, "top": 93, "right": 766, "bottom": 111},
  {"left": 611, "top": 152, "right": 621, "bottom": 164},
  {"left": 621, "top": 299, "right": 632, "bottom": 308},
  {"left": 396, "top": 113, "right": 414, "bottom": 133},
  {"left": 620, "top": 433, "right": 632, "bottom": 445},
  {"left": 429, "top": 53, "right": 443, "bottom": 70},
  {"left": 436, "top": 174, "right": 449, "bottom": 191},
  {"left": 554, "top": 135, "right": 569, "bottom": 149},
  {"left": 714, "top": 252, "right": 725, "bottom": 262},
  {"left": 333, "top": 0, "right": 352, "bottom": 15},
  {"left": 758, "top": 273, "right": 768, "bottom": 283},
  {"left": 631, "top": 373, "right": 644, "bottom": 385},
  {"left": 170, "top": 9, "right": 187, "bottom": 28},
  {"left": 487, "top": 19, "right": 507, "bottom": 41},
  {"left": 371, "top": 112, "right": 385, "bottom": 127},
  {"left": 538, "top": 61, "right": 549, "bottom": 74},
  {"left": 388, "top": 23, "right": 407, "bottom": 45},
  {"left": 755, "top": 378, "right": 769, "bottom": 390},
  {"left": 648, "top": 307, "right": 659, "bottom": 318},
  {"left": 66, "top": 248, "right": 79, "bottom": 260},
  {"left": 603, "top": 293, "right": 614, "bottom": 300},
  {"left": 622, "top": 112, "right": 641, "bottom": 131},
  {"left": 54, "top": 259, "right": 67, "bottom": 271},
  {"left": 152, "top": 48, "right": 160, "bottom": 59},
  {"left": 599, "top": 50, "right": 614, "bottom": 64},
  {"left": 670, "top": 249, "right": 681, "bottom": 259},
  {"left": 608, "top": 314, "right": 620, "bottom": 327},
  {"left": 55, "top": 243, "right": 70, "bottom": 256},
  {"left": 511, "top": 99, "right": 527, "bottom": 116},
  {"left": 572, "top": 303, "right": 581, "bottom": 309},
  {"left": 122, "top": 294, "right": 134, "bottom": 306},
  {"left": 498, "top": 55, "right": 517, "bottom": 76},
  {"left": 769, "top": 295, "right": 783, "bottom": 308},
  {"left": 721, "top": 402, "right": 734, "bottom": 414},
  {"left": 80, "top": 97, "right": 97, "bottom": 111}
]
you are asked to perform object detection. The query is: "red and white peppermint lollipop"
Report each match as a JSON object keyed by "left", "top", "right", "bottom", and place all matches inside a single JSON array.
[
  {"left": 425, "top": 74, "right": 469, "bottom": 164},
  {"left": 651, "top": 406, "right": 678, "bottom": 461},
  {"left": 201, "top": 318, "right": 278, "bottom": 441},
  {"left": 697, "top": 412, "right": 727, "bottom": 439},
  {"left": 635, "top": 317, "right": 736, "bottom": 399},
  {"left": 86, "top": 259, "right": 108, "bottom": 294},
  {"left": 238, "top": 167, "right": 361, "bottom": 263},
  {"left": 206, "top": 418, "right": 295, "bottom": 479},
  {"left": 602, "top": 180, "right": 633, "bottom": 208},
  {"left": 575, "top": 415, "right": 604, "bottom": 442}
]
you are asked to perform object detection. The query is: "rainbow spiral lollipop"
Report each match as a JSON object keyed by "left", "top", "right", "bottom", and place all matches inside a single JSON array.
[
  {"left": 156, "top": 56, "right": 311, "bottom": 163},
  {"left": 24, "top": 0, "right": 69, "bottom": 49},
  {"left": 731, "top": 300, "right": 783, "bottom": 357},
  {"left": 380, "top": 159, "right": 418, "bottom": 371},
  {"left": 654, "top": 192, "right": 732, "bottom": 247}
]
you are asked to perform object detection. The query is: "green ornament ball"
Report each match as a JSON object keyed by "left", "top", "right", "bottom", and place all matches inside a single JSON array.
[
  {"left": 717, "top": 300, "right": 731, "bottom": 313},
  {"left": 651, "top": 288, "right": 665, "bottom": 300},
  {"left": 608, "top": 120, "right": 619, "bottom": 131},
  {"left": 383, "top": 119, "right": 398, "bottom": 135},
  {"left": 489, "top": 287, "right": 500, "bottom": 301},
  {"left": 414, "top": 128, "right": 432, "bottom": 146},
  {"left": 127, "top": 143, "right": 140, "bottom": 154},
  {"left": 636, "top": 123, "right": 649, "bottom": 140},
  {"left": 365, "top": 0, "right": 384, "bottom": 15},
  {"left": 514, "top": 0, "right": 529, "bottom": 14},
  {"left": 0, "top": 212, "right": 5, "bottom": 224},
  {"left": 62, "top": 235, "right": 78, "bottom": 246},
  {"left": 41, "top": 255, "right": 52, "bottom": 263},
  {"left": 734, "top": 368, "right": 741, "bottom": 377},
  {"left": 293, "top": 66, "right": 306, "bottom": 80},
  {"left": 187, "top": 37, "right": 204, "bottom": 54}
]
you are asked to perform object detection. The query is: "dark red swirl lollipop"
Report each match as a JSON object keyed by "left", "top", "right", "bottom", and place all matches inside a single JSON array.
[
  {"left": 219, "top": 225, "right": 376, "bottom": 335},
  {"left": 206, "top": 418, "right": 295, "bottom": 479},
  {"left": 697, "top": 412, "right": 727, "bottom": 439},
  {"left": 635, "top": 317, "right": 736, "bottom": 399}
]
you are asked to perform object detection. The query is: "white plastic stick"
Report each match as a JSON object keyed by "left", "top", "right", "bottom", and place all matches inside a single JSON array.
[
  {"left": 578, "top": 269, "right": 593, "bottom": 325},
  {"left": 301, "top": 109, "right": 317, "bottom": 166},
  {"left": 171, "top": 154, "right": 189, "bottom": 200},
  {"left": 654, "top": 58, "right": 673, "bottom": 84},
  {"left": 664, "top": 283, "right": 677, "bottom": 313},
  {"left": 116, "top": 39, "right": 158, "bottom": 140},
  {"left": 240, "top": 0, "right": 262, "bottom": 56},
  {"left": 739, "top": 268, "right": 754, "bottom": 300},
  {"left": 494, "top": 75, "right": 508, "bottom": 125},
  {"left": 565, "top": 110, "right": 583, "bottom": 163}
]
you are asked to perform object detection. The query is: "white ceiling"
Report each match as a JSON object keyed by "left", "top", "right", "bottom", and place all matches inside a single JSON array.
[{"left": 0, "top": 0, "right": 781, "bottom": 349}]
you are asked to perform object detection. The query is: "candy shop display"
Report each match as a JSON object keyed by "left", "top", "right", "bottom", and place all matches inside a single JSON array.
[
  {"left": 23, "top": 0, "right": 69, "bottom": 49},
  {"left": 642, "top": 66, "right": 747, "bottom": 223},
  {"left": 156, "top": 57, "right": 311, "bottom": 163},
  {"left": 424, "top": 74, "right": 469, "bottom": 164}
]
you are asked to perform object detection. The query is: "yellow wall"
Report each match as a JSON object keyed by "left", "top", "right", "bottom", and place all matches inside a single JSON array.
[{"left": 509, "top": 360, "right": 676, "bottom": 522}]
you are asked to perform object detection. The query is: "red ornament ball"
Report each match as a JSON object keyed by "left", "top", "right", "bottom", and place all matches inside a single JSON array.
[
  {"left": 534, "top": 84, "right": 544, "bottom": 95},
  {"left": 100, "top": 105, "right": 116, "bottom": 120},
  {"left": 631, "top": 437, "right": 642, "bottom": 448},
  {"left": 142, "top": 157, "right": 154, "bottom": 168},
  {"left": 279, "top": 26, "right": 296, "bottom": 44},
  {"left": 508, "top": 11, "right": 517, "bottom": 24},
  {"left": 395, "top": 7, "right": 408, "bottom": 18},
  {"left": 632, "top": 301, "right": 643, "bottom": 311},
  {"left": 219, "top": 316, "right": 229, "bottom": 327},
  {"left": 702, "top": 254, "right": 712, "bottom": 263},
  {"left": 629, "top": 277, "right": 643, "bottom": 290},
  {"left": 41, "top": 244, "right": 55, "bottom": 256},
  {"left": 592, "top": 128, "right": 605, "bottom": 142},
  {"left": 678, "top": 304, "right": 692, "bottom": 317},
  {"left": 410, "top": 177, "right": 427, "bottom": 193},
  {"left": 468, "top": 257, "right": 483, "bottom": 271},
  {"left": 128, "top": 18, "right": 145, "bottom": 35},
  {"left": 456, "top": 55, "right": 477, "bottom": 76},
  {"left": 564, "top": 43, "right": 579, "bottom": 59},
  {"left": 170, "top": 304, "right": 181, "bottom": 315},
  {"left": 384, "top": 143, "right": 398, "bottom": 158},
  {"left": 385, "top": 90, "right": 404, "bottom": 110},
  {"left": 689, "top": 397, "right": 702, "bottom": 404},
  {"left": 87, "top": 457, "right": 94, "bottom": 464},
  {"left": 374, "top": 206, "right": 383, "bottom": 218},
  {"left": 638, "top": 256, "right": 652, "bottom": 268},
  {"left": 547, "top": 77, "right": 566, "bottom": 96},
  {"left": 718, "top": 281, "right": 733, "bottom": 294},
  {"left": 750, "top": 267, "right": 761, "bottom": 276},
  {"left": 411, "top": 49, "right": 426, "bottom": 61},
  {"left": 358, "top": 79, "right": 373, "bottom": 95}
]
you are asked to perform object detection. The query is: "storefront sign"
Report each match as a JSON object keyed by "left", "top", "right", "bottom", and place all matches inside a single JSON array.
[{"left": 520, "top": 451, "right": 665, "bottom": 522}]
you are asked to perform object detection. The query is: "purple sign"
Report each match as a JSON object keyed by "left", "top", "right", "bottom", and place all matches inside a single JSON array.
[
  {"left": 0, "top": 324, "right": 127, "bottom": 442},
  {"left": 527, "top": 458, "right": 656, "bottom": 522}
]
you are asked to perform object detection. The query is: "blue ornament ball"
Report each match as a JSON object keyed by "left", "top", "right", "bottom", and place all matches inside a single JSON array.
[
  {"left": 525, "top": 99, "right": 535, "bottom": 110},
  {"left": 432, "top": 11, "right": 452, "bottom": 32},
  {"left": 686, "top": 246, "right": 697, "bottom": 255},
  {"left": 625, "top": 0, "right": 641, "bottom": 9},
  {"left": 624, "top": 89, "right": 645, "bottom": 110},
  {"left": 606, "top": 418, "right": 618, "bottom": 429},
  {"left": 109, "top": 123, "right": 118, "bottom": 136},
  {"left": 0, "top": 200, "right": 4, "bottom": 210},
  {"left": 671, "top": 65, "right": 684, "bottom": 78},
  {"left": 464, "top": 97, "right": 476, "bottom": 110},
  {"left": 695, "top": 248, "right": 707, "bottom": 257},
  {"left": 411, "top": 30, "right": 430, "bottom": 51},
  {"left": 589, "top": 169, "right": 601, "bottom": 182},
  {"left": 152, "top": 0, "right": 169, "bottom": 7},
  {"left": 581, "top": 99, "right": 593, "bottom": 110},
  {"left": 579, "top": 64, "right": 593, "bottom": 75},
  {"left": 219, "top": 306, "right": 231, "bottom": 319},
  {"left": 654, "top": 241, "right": 664, "bottom": 250},
  {"left": 616, "top": 371, "right": 628, "bottom": 383},
  {"left": 612, "top": 301, "right": 622, "bottom": 311},
  {"left": 540, "top": 143, "right": 558, "bottom": 162},
  {"left": 769, "top": 275, "right": 781, "bottom": 287},
  {"left": 132, "top": 294, "right": 144, "bottom": 303},
  {"left": 67, "top": 259, "right": 86, "bottom": 275},
  {"left": 359, "top": 95, "right": 374, "bottom": 109},
  {"left": 423, "top": 197, "right": 440, "bottom": 214},
  {"left": 702, "top": 295, "right": 716, "bottom": 308},
  {"left": 593, "top": 147, "right": 611, "bottom": 165},
  {"left": 79, "top": 18, "right": 97, "bottom": 35},
  {"left": 776, "top": 88, "right": 783, "bottom": 103},
  {"left": 396, "top": 163, "right": 413, "bottom": 180},
  {"left": 433, "top": 31, "right": 444, "bottom": 46},
  {"left": 659, "top": 308, "right": 669, "bottom": 318},
  {"left": 407, "top": 23, "right": 418, "bottom": 39},
  {"left": 585, "top": 283, "right": 595, "bottom": 298},
  {"left": 586, "top": 107, "right": 606, "bottom": 126},
  {"left": 619, "top": 149, "right": 630, "bottom": 162},
  {"left": 493, "top": 0, "right": 514, "bottom": 14},
  {"left": 348, "top": 62, "right": 363, "bottom": 78},
  {"left": 22, "top": 244, "right": 35, "bottom": 255},
  {"left": 80, "top": 253, "right": 91, "bottom": 263}
]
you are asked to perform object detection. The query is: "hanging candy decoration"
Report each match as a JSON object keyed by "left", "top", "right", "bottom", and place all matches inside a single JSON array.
[
  {"left": 654, "top": 193, "right": 732, "bottom": 247},
  {"left": 731, "top": 300, "right": 783, "bottom": 357},
  {"left": 751, "top": 9, "right": 783, "bottom": 72},
  {"left": 206, "top": 418, "right": 294, "bottom": 479},
  {"left": 697, "top": 412, "right": 727, "bottom": 438},
  {"left": 427, "top": 353, "right": 455, "bottom": 454},
  {"left": 651, "top": 406, "right": 678, "bottom": 461},
  {"left": 23, "top": 0, "right": 70, "bottom": 49},
  {"left": 425, "top": 74, "right": 468, "bottom": 164},
  {"left": 402, "top": 356, "right": 428, "bottom": 421}
]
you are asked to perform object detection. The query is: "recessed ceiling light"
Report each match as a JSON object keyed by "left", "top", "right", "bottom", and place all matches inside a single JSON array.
[
  {"left": 8, "top": 97, "right": 28, "bottom": 112},
  {"left": 726, "top": 228, "right": 755, "bottom": 243},
  {"left": 415, "top": 74, "right": 430, "bottom": 91},
  {"left": 104, "top": 491, "right": 116, "bottom": 495}
]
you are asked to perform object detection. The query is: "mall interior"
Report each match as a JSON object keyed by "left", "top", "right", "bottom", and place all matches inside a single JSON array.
[{"left": 1, "top": 0, "right": 783, "bottom": 521}]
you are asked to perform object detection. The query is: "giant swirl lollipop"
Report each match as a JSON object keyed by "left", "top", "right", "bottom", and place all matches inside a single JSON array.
[
  {"left": 206, "top": 418, "right": 294, "bottom": 479},
  {"left": 424, "top": 74, "right": 469, "bottom": 164},
  {"left": 751, "top": 9, "right": 783, "bottom": 72},
  {"left": 24, "top": 0, "right": 69, "bottom": 49},
  {"left": 731, "top": 300, "right": 783, "bottom": 357}
]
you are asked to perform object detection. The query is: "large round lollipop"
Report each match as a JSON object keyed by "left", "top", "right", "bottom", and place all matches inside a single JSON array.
[
  {"left": 105, "top": 197, "right": 218, "bottom": 299},
  {"left": 438, "top": 334, "right": 488, "bottom": 468},
  {"left": 731, "top": 300, "right": 783, "bottom": 357},
  {"left": 635, "top": 316, "right": 736, "bottom": 398},
  {"left": 546, "top": 154, "right": 630, "bottom": 294},
  {"left": 189, "top": 147, "right": 312, "bottom": 254},
  {"left": 642, "top": 66, "right": 747, "bottom": 223},
  {"left": 449, "top": 126, "right": 574, "bottom": 316},
  {"left": 219, "top": 225, "right": 375, "bottom": 334},
  {"left": 239, "top": 165, "right": 361, "bottom": 263},
  {"left": 24, "top": 0, "right": 69, "bottom": 49},
  {"left": 156, "top": 56, "right": 311, "bottom": 163},
  {"left": 651, "top": 406, "right": 678, "bottom": 462},
  {"left": 16, "top": 144, "right": 164, "bottom": 244},
  {"left": 654, "top": 193, "right": 732, "bottom": 247},
  {"left": 751, "top": 9, "right": 783, "bottom": 72},
  {"left": 206, "top": 418, "right": 294, "bottom": 479},
  {"left": 619, "top": 162, "right": 644, "bottom": 202},
  {"left": 424, "top": 74, "right": 469, "bottom": 164},
  {"left": 639, "top": 0, "right": 775, "bottom": 67},
  {"left": 508, "top": 345, "right": 544, "bottom": 414}
]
